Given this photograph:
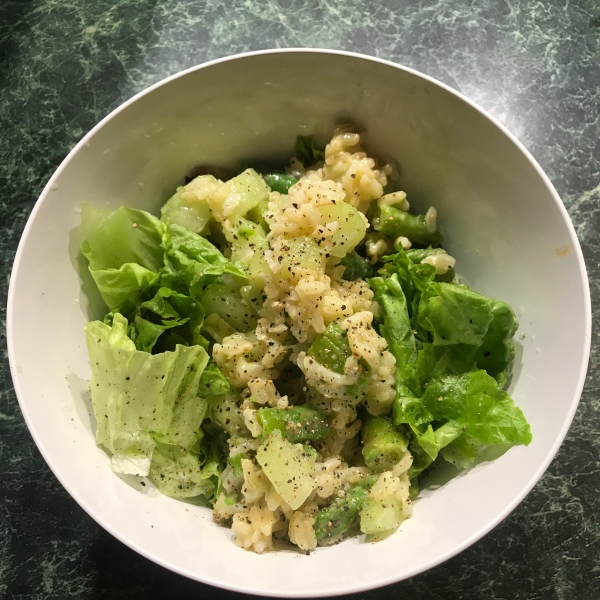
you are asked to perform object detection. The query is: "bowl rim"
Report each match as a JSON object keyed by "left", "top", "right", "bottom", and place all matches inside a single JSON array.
[{"left": 7, "top": 47, "right": 592, "bottom": 597}]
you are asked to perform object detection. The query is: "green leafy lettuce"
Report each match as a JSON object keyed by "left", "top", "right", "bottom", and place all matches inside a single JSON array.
[
  {"left": 85, "top": 313, "right": 210, "bottom": 477},
  {"left": 295, "top": 135, "right": 324, "bottom": 167},
  {"left": 80, "top": 203, "right": 163, "bottom": 310},
  {"left": 370, "top": 249, "right": 531, "bottom": 482}
]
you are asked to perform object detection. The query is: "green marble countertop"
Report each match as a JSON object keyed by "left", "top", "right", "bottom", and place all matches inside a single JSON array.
[{"left": 1, "top": 1, "right": 599, "bottom": 598}]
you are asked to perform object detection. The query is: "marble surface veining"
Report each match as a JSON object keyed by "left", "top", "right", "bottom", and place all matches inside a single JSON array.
[{"left": 1, "top": 1, "right": 599, "bottom": 598}]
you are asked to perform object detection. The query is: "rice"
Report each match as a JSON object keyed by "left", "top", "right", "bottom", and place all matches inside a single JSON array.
[{"left": 210, "top": 129, "right": 414, "bottom": 552}]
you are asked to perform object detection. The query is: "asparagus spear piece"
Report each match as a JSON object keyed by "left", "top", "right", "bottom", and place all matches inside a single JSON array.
[
  {"left": 307, "top": 322, "right": 352, "bottom": 374},
  {"left": 257, "top": 406, "right": 331, "bottom": 443},
  {"left": 377, "top": 204, "right": 443, "bottom": 247},
  {"left": 263, "top": 173, "right": 298, "bottom": 194},
  {"left": 362, "top": 416, "right": 409, "bottom": 473},
  {"left": 313, "top": 483, "right": 368, "bottom": 541}
]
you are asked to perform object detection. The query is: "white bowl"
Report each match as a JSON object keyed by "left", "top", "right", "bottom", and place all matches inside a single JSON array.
[{"left": 7, "top": 49, "right": 591, "bottom": 597}]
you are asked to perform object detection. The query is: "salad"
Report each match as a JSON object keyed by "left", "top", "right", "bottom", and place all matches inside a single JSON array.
[{"left": 81, "top": 129, "right": 532, "bottom": 553}]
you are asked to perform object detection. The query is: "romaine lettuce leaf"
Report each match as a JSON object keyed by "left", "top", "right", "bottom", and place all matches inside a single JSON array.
[
  {"left": 340, "top": 251, "right": 375, "bottom": 281},
  {"left": 81, "top": 203, "right": 165, "bottom": 272},
  {"left": 80, "top": 203, "right": 164, "bottom": 309},
  {"left": 418, "top": 282, "right": 518, "bottom": 384},
  {"left": 105, "top": 287, "right": 207, "bottom": 354},
  {"left": 149, "top": 442, "right": 216, "bottom": 499},
  {"left": 369, "top": 274, "right": 422, "bottom": 423},
  {"left": 160, "top": 223, "right": 245, "bottom": 297},
  {"left": 378, "top": 249, "right": 436, "bottom": 341},
  {"left": 439, "top": 433, "right": 480, "bottom": 469},
  {"left": 85, "top": 313, "right": 209, "bottom": 476},
  {"left": 198, "top": 361, "right": 231, "bottom": 398},
  {"left": 372, "top": 258, "right": 529, "bottom": 481},
  {"left": 295, "top": 135, "right": 324, "bottom": 167},
  {"left": 421, "top": 370, "right": 532, "bottom": 446},
  {"left": 369, "top": 274, "right": 415, "bottom": 363},
  {"left": 86, "top": 263, "right": 159, "bottom": 312}
]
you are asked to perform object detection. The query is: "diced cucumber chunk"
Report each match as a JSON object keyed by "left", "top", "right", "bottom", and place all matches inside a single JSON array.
[
  {"left": 359, "top": 494, "right": 403, "bottom": 535},
  {"left": 278, "top": 236, "right": 324, "bottom": 280},
  {"left": 318, "top": 201, "right": 367, "bottom": 258},
  {"left": 225, "top": 217, "right": 269, "bottom": 288},
  {"left": 199, "top": 282, "right": 258, "bottom": 332},
  {"left": 160, "top": 175, "right": 217, "bottom": 234},
  {"left": 256, "top": 430, "right": 315, "bottom": 510},
  {"left": 224, "top": 169, "right": 271, "bottom": 221}
]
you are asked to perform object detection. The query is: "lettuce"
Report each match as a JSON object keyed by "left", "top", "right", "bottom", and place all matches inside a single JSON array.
[
  {"left": 80, "top": 203, "right": 164, "bottom": 309},
  {"left": 295, "top": 135, "right": 324, "bottom": 167},
  {"left": 160, "top": 223, "right": 245, "bottom": 297},
  {"left": 106, "top": 287, "right": 207, "bottom": 354},
  {"left": 85, "top": 313, "right": 209, "bottom": 476},
  {"left": 198, "top": 361, "right": 230, "bottom": 398},
  {"left": 149, "top": 442, "right": 215, "bottom": 499},
  {"left": 418, "top": 282, "right": 518, "bottom": 385},
  {"left": 81, "top": 204, "right": 245, "bottom": 312},
  {"left": 421, "top": 370, "right": 532, "bottom": 446},
  {"left": 368, "top": 274, "right": 421, "bottom": 421},
  {"left": 370, "top": 255, "right": 531, "bottom": 483},
  {"left": 81, "top": 203, "right": 164, "bottom": 272},
  {"left": 340, "top": 251, "right": 375, "bottom": 281}
]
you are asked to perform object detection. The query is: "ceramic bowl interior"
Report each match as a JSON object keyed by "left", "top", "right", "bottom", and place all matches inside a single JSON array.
[{"left": 7, "top": 50, "right": 590, "bottom": 597}]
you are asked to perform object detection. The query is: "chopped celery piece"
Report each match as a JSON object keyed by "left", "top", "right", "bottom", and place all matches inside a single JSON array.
[
  {"left": 278, "top": 236, "right": 324, "bottom": 280},
  {"left": 226, "top": 168, "right": 271, "bottom": 220},
  {"left": 225, "top": 217, "right": 269, "bottom": 288}
]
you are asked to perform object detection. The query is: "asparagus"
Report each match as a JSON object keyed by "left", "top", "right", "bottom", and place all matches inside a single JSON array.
[
  {"left": 257, "top": 406, "right": 331, "bottom": 443},
  {"left": 263, "top": 173, "right": 299, "bottom": 194},
  {"left": 377, "top": 204, "right": 443, "bottom": 247},
  {"left": 362, "top": 416, "right": 409, "bottom": 473},
  {"left": 307, "top": 322, "right": 352, "bottom": 374},
  {"left": 313, "top": 484, "right": 368, "bottom": 541}
]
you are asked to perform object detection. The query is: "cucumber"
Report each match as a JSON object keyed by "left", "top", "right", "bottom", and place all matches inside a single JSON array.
[
  {"left": 224, "top": 169, "right": 271, "bottom": 221},
  {"left": 256, "top": 430, "right": 315, "bottom": 510},
  {"left": 225, "top": 217, "right": 269, "bottom": 288},
  {"left": 199, "top": 282, "right": 258, "bottom": 332},
  {"left": 278, "top": 236, "right": 324, "bottom": 280},
  {"left": 318, "top": 201, "right": 366, "bottom": 258},
  {"left": 160, "top": 175, "right": 216, "bottom": 234},
  {"left": 359, "top": 494, "right": 403, "bottom": 535}
]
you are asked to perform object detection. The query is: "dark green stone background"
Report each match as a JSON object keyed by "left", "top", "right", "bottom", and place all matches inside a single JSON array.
[{"left": 1, "top": 1, "right": 599, "bottom": 598}]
